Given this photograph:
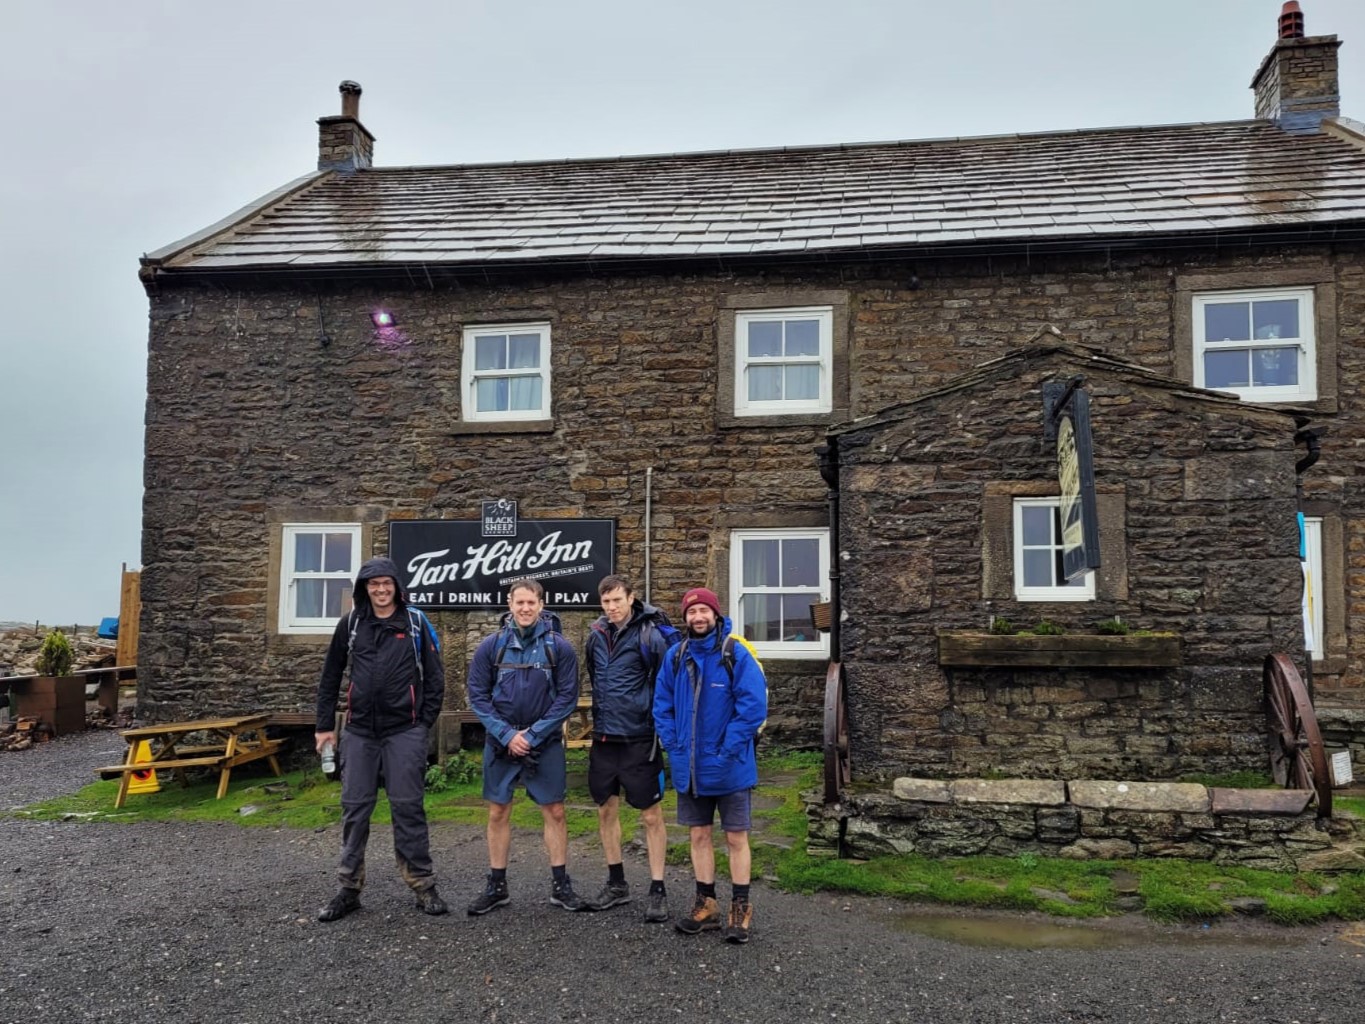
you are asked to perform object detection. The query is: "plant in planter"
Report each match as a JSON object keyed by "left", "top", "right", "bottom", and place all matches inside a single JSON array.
[
  {"left": 1096, "top": 617, "right": 1130, "bottom": 636},
  {"left": 35, "top": 630, "right": 75, "bottom": 676},
  {"left": 17, "top": 630, "right": 85, "bottom": 737}
]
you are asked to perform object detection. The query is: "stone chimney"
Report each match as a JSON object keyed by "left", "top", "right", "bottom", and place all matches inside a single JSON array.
[
  {"left": 1251, "top": 2, "right": 1341, "bottom": 132},
  {"left": 317, "top": 81, "right": 375, "bottom": 172}
]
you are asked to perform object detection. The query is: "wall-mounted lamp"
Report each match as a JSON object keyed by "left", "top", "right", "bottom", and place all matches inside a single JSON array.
[{"left": 371, "top": 309, "right": 397, "bottom": 329}]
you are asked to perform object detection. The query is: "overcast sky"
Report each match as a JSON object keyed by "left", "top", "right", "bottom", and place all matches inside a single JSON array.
[{"left": 3, "top": 0, "right": 1364, "bottom": 625}]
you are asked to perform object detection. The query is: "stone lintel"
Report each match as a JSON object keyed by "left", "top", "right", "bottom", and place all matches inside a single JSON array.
[
  {"left": 1068, "top": 780, "right": 1209, "bottom": 813},
  {"left": 892, "top": 778, "right": 951, "bottom": 803},
  {"left": 1210, "top": 788, "right": 1313, "bottom": 816},
  {"left": 949, "top": 779, "right": 1067, "bottom": 805}
]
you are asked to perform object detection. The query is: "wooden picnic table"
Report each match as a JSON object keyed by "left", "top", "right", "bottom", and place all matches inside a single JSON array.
[{"left": 96, "top": 714, "right": 284, "bottom": 808}]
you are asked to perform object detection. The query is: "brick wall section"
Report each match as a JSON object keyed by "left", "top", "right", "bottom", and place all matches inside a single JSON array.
[{"left": 142, "top": 245, "right": 1365, "bottom": 757}]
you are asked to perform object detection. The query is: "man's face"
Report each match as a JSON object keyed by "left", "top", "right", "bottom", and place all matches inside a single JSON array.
[
  {"left": 600, "top": 586, "right": 632, "bottom": 627},
  {"left": 684, "top": 603, "right": 717, "bottom": 636},
  {"left": 367, "top": 576, "right": 397, "bottom": 613},
  {"left": 508, "top": 586, "right": 544, "bottom": 628}
]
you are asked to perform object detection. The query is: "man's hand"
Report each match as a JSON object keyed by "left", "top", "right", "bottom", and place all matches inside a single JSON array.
[
  {"left": 315, "top": 731, "right": 336, "bottom": 754},
  {"left": 507, "top": 730, "right": 532, "bottom": 757}
]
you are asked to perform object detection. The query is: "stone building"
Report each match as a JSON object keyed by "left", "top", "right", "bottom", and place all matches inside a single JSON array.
[{"left": 139, "top": 9, "right": 1365, "bottom": 771}]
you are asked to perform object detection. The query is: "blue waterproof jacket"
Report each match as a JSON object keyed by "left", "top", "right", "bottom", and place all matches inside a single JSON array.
[
  {"left": 653, "top": 616, "right": 767, "bottom": 796},
  {"left": 584, "top": 599, "right": 678, "bottom": 739},
  {"left": 467, "top": 613, "right": 578, "bottom": 750}
]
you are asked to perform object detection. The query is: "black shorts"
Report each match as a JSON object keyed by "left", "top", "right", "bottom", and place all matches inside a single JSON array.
[{"left": 588, "top": 737, "right": 665, "bottom": 809}]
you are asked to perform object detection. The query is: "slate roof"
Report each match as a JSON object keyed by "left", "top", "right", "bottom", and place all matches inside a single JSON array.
[{"left": 144, "top": 118, "right": 1365, "bottom": 276}]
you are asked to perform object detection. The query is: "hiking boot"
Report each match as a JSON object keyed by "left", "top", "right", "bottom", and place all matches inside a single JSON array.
[
  {"left": 317, "top": 889, "right": 361, "bottom": 922},
  {"left": 549, "top": 875, "right": 589, "bottom": 911},
  {"left": 644, "top": 887, "right": 669, "bottom": 923},
  {"left": 724, "top": 898, "right": 753, "bottom": 944},
  {"left": 414, "top": 886, "right": 449, "bottom": 916},
  {"left": 589, "top": 879, "right": 631, "bottom": 911},
  {"left": 466, "top": 875, "right": 511, "bottom": 916},
  {"left": 675, "top": 893, "right": 720, "bottom": 934}
]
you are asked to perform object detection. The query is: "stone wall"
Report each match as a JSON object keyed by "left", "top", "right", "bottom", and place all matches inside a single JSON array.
[
  {"left": 807, "top": 777, "right": 1365, "bottom": 873},
  {"left": 140, "top": 244, "right": 1365, "bottom": 752}
]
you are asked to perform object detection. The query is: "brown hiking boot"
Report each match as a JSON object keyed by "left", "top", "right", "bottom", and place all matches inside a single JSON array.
[
  {"left": 724, "top": 898, "right": 752, "bottom": 944},
  {"left": 675, "top": 893, "right": 720, "bottom": 934}
]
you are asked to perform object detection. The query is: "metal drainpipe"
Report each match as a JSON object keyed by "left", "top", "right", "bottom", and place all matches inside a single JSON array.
[
  {"left": 644, "top": 466, "right": 653, "bottom": 603},
  {"left": 817, "top": 439, "right": 841, "bottom": 661},
  {"left": 1294, "top": 426, "right": 1324, "bottom": 700}
]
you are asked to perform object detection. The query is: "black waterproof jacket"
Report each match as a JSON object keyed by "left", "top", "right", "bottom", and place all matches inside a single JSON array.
[
  {"left": 584, "top": 600, "right": 677, "bottom": 739},
  {"left": 315, "top": 557, "right": 445, "bottom": 737}
]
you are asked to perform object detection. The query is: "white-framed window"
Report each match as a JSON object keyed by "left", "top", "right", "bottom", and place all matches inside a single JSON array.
[
  {"left": 1303, "top": 516, "right": 1324, "bottom": 659},
  {"left": 461, "top": 322, "right": 552, "bottom": 421},
  {"left": 278, "top": 524, "right": 361, "bottom": 634},
  {"left": 1013, "top": 499, "right": 1094, "bottom": 602},
  {"left": 1193, "top": 288, "right": 1316, "bottom": 402},
  {"left": 734, "top": 307, "right": 833, "bottom": 416},
  {"left": 729, "top": 528, "right": 830, "bottom": 659}
]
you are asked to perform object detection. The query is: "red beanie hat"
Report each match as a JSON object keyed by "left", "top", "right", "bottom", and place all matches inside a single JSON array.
[{"left": 681, "top": 587, "right": 722, "bottom": 618}]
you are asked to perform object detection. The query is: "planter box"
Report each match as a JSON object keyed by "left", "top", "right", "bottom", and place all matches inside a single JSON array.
[
  {"left": 12, "top": 675, "right": 86, "bottom": 735},
  {"left": 937, "top": 631, "right": 1181, "bottom": 668}
]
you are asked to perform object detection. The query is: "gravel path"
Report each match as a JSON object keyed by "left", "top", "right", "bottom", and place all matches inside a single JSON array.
[{"left": 1, "top": 731, "right": 1362, "bottom": 1023}]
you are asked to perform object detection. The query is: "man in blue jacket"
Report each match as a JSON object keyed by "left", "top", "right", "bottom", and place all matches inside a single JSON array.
[
  {"left": 465, "top": 577, "right": 587, "bottom": 914},
  {"left": 653, "top": 587, "right": 767, "bottom": 944},
  {"left": 314, "top": 557, "right": 447, "bottom": 922},
  {"left": 583, "top": 574, "right": 679, "bottom": 921}
]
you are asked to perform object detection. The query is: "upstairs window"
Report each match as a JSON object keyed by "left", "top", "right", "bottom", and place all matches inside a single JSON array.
[
  {"left": 1193, "top": 288, "right": 1315, "bottom": 403},
  {"left": 462, "top": 322, "right": 552, "bottom": 421},
  {"left": 279, "top": 524, "right": 360, "bottom": 633},
  {"left": 734, "top": 308, "right": 833, "bottom": 416},
  {"left": 1013, "top": 499, "right": 1094, "bottom": 602},
  {"left": 729, "top": 528, "right": 830, "bottom": 658}
]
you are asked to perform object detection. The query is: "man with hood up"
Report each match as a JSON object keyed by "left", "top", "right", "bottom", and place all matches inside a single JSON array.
[
  {"left": 314, "top": 556, "right": 447, "bottom": 921},
  {"left": 653, "top": 587, "right": 767, "bottom": 944}
]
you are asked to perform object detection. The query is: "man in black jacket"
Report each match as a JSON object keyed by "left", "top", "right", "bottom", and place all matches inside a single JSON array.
[{"left": 314, "top": 557, "right": 447, "bottom": 921}]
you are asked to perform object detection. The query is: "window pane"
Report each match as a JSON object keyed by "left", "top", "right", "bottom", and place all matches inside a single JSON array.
[
  {"left": 476, "top": 377, "right": 508, "bottom": 412},
  {"left": 1022, "top": 549, "right": 1053, "bottom": 588},
  {"left": 785, "top": 364, "right": 819, "bottom": 400},
  {"left": 474, "top": 335, "right": 507, "bottom": 370},
  {"left": 324, "top": 579, "right": 350, "bottom": 618},
  {"left": 747, "top": 321, "right": 782, "bottom": 358},
  {"left": 782, "top": 538, "right": 820, "bottom": 587},
  {"left": 740, "top": 593, "right": 780, "bottom": 642},
  {"left": 1019, "top": 506, "right": 1053, "bottom": 546},
  {"left": 782, "top": 593, "right": 817, "bottom": 641},
  {"left": 742, "top": 539, "right": 780, "bottom": 587},
  {"left": 784, "top": 319, "right": 820, "bottom": 357},
  {"left": 293, "top": 533, "right": 322, "bottom": 573},
  {"left": 508, "top": 333, "right": 540, "bottom": 369},
  {"left": 1204, "top": 349, "right": 1250, "bottom": 388},
  {"left": 323, "top": 533, "right": 353, "bottom": 573},
  {"left": 1253, "top": 299, "right": 1298, "bottom": 340},
  {"left": 1204, "top": 302, "right": 1249, "bottom": 342},
  {"left": 1252, "top": 347, "right": 1298, "bottom": 387},
  {"left": 508, "top": 375, "right": 542, "bottom": 411},
  {"left": 295, "top": 579, "right": 324, "bottom": 618},
  {"left": 747, "top": 365, "right": 782, "bottom": 402}
]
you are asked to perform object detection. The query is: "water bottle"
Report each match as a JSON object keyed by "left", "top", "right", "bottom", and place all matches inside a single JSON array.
[{"left": 320, "top": 741, "right": 337, "bottom": 777}]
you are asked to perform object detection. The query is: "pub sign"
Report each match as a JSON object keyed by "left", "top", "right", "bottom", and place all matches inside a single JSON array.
[
  {"left": 1045, "top": 378, "right": 1101, "bottom": 582},
  {"left": 388, "top": 518, "right": 616, "bottom": 610}
]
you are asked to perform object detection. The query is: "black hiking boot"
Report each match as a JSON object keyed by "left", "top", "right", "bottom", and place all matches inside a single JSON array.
[
  {"left": 317, "top": 889, "right": 361, "bottom": 922},
  {"left": 549, "top": 875, "right": 589, "bottom": 911},
  {"left": 588, "top": 879, "right": 631, "bottom": 911},
  {"left": 466, "top": 875, "right": 511, "bottom": 916},
  {"left": 415, "top": 886, "right": 449, "bottom": 915},
  {"left": 644, "top": 887, "right": 669, "bottom": 923}
]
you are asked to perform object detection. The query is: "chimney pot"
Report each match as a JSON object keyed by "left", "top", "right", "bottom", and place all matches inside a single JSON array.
[
  {"left": 1279, "top": 2, "right": 1305, "bottom": 40},
  {"left": 339, "top": 80, "right": 362, "bottom": 120}
]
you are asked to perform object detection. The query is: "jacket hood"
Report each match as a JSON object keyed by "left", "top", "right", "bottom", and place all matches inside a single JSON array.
[
  {"left": 353, "top": 557, "right": 408, "bottom": 615},
  {"left": 592, "top": 598, "right": 668, "bottom": 632}
]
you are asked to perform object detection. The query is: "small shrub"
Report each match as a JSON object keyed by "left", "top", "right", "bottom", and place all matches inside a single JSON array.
[
  {"left": 424, "top": 752, "right": 480, "bottom": 793},
  {"left": 1031, "top": 620, "right": 1066, "bottom": 636},
  {"left": 35, "top": 630, "right": 75, "bottom": 676},
  {"left": 989, "top": 617, "right": 1016, "bottom": 635},
  {"left": 1096, "top": 617, "right": 1130, "bottom": 635}
]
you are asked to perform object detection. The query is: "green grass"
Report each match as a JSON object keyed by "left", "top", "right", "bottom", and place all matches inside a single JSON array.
[{"left": 13, "top": 747, "right": 1365, "bottom": 926}]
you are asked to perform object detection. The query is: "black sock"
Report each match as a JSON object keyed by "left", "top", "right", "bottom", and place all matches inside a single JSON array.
[
  {"left": 733, "top": 883, "right": 751, "bottom": 902},
  {"left": 490, "top": 868, "right": 507, "bottom": 884},
  {"left": 650, "top": 879, "right": 666, "bottom": 895},
  {"left": 608, "top": 862, "right": 626, "bottom": 885},
  {"left": 697, "top": 881, "right": 716, "bottom": 899},
  {"left": 552, "top": 864, "right": 568, "bottom": 884}
]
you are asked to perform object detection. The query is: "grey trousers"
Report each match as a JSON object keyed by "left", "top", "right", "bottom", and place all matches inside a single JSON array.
[{"left": 337, "top": 724, "right": 435, "bottom": 892}]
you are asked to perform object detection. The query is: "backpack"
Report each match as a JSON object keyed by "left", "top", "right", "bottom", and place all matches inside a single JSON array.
[
  {"left": 638, "top": 614, "right": 682, "bottom": 679},
  {"left": 347, "top": 605, "right": 440, "bottom": 684},
  {"left": 492, "top": 611, "right": 564, "bottom": 671},
  {"left": 670, "top": 631, "right": 762, "bottom": 683}
]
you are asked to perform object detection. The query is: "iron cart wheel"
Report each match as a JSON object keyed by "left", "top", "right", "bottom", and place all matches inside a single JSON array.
[
  {"left": 823, "top": 661, "right": 851, "bottom": 803},
  {"left": 1263, "top": 652, "right": 1332, "bottom": 819}
]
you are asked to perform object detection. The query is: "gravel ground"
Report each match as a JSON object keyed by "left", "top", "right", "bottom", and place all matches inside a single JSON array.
[{"left": 1, "top": 730, "right": 1363, "bottom": 1024}]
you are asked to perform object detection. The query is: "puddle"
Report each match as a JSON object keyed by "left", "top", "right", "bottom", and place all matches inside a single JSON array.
[{"left": 891, "top": 910, "right": 1297, "bottom": 951}]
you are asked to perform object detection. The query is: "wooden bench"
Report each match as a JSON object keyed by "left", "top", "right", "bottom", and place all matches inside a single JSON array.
[{"left": 95, "top": 714, "right": 284, "bottom": 808}]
